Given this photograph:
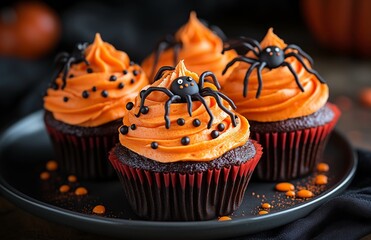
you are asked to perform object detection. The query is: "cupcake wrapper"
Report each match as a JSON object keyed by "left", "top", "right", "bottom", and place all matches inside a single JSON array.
[
  {"left": 252, "top": 105, "right": 341, "bottom": 181},
  {"left": 45, "top": 124, "right": 117, "bottom": 180},
  {"left": 109, "top": 140, "right": 262, "bottom": 221}
]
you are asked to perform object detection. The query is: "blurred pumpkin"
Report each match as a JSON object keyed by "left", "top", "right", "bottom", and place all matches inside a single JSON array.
[
  {"left": 0, "top": 1, "right": 61, "bottom": 59},
  {"left": 301, "top": 0, "right": 371, "bottom": 58}
]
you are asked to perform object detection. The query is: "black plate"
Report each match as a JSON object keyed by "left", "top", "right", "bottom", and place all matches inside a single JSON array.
[{"left": 0, "top": 110, "right": 357, "bottom": 240}]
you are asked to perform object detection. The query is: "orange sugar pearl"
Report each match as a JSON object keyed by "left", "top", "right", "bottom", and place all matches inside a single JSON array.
[
  {"left": 46, "top": 160, "right": 58, "bottom": 171},
  {"left": 59, "top": 185, "right": 70, "bottom": 193},
  {"left": 40, "top": 171, "right": 50, "bottom": 180},
  {"left": 75, "top": 187, "right": 88, "bottom": 196},
  {"left": 68, "top": 175, "right": 77, "bottom": 183},
  {"left": 275, "top": 182, "right": 295, "bottom": 192},
  {"left": 286, "top": 190, "right": 296, "bottom": 198},
  {"left": 315, "top": 175, "right": 328, "bottom": 185},
  {"left": 218, "top": 216, "right": 232, "bottom": 221},
  {"left": 92, "top": 205, "right": 106, "bottom": 215},
  {"left": 258, "top": 210, "right": 269, "bottom": 215},
  {"left": 297, "top": 189, "right": 314, "bottom": 198},
  {"left": 317, "top": 163, "right": 329, "bottom": 172},
  {"left": 261, "top": 203, "right": 271, "bottom": 209}
]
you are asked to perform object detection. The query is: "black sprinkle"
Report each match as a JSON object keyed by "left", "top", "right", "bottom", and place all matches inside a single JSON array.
[
  {"left": 140, "top": 106, "right": 149, "bottom": 114},
  {"left": 133, "top": 70, "right": 140, "bottom": 76},
  {"left": 130, "top": 124, "right": 136, "bottom": 130},
  {"left": 87, "top": 68, "right": 93, "bottom": 73},
  {"left": 130, "top": 61, "right": 135, "bottom": 66},
  {"left": 123, "top": 70, "right": 128, "bottom": 75},
  {"left": 130, "top": 79, "right": 135, "bottom": 84},
  {"left": 193, "top": 119, "right": 201, "bottom": 127},
  {"left": 82, "top": 90, "right": 89, "bottom": 99},
  {"left": 211, "top": 130, "right": 220, "bottom": 139},
  {"left": 118, "top": 82, "right": 124, "bottom": 89},
  {"left": 181, "top": 136, "right": 190, "bottom": 145},
  {"left": 109, "top": 75, "right": 117, "bottom": 81},
  {"left": 63, "top": 97, "right": 69, "bottom": 102},
  {"left": 151, "top": 142, "right": 158, "bottom": 149},
  {"left": 92, "top": 86, "right": 97, "bottom": 92},
  {"left": 126, "top": 102, "right": 134, "bottom": 110},
  {"left": 217, "top": 123, "right": 225, "bottom": 131},
  {"left": 69, "top": 74, "right": 74, "bottom": 78},
  {"left": 177, "top": 118, "right": 185, "bottom": 126},
  {"left": 101, "top": 90, "right": 108, "bottom": 98},
  {"left": 120, "top": 125, "right": 129, "bottom": 135}
]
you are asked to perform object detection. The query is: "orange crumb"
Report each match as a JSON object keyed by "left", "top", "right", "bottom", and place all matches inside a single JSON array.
[
  {"left": 275, "top": 182, "right": 295, "bottom": 192},
  {"left": 258, "top": 210, "right": 269, "bottom": 215},
  {"left": 317, "top": 163, "right": 329, "bottom": 172},
  {"left": 59, "top": 185, "right": 70, "bottom": 193},
  {"left": 46, "top": 160, "right": 58, "bottom": 171},
  {"left": 68, "top": 175, "right": 77, "bottom": 183},
  {"left": 315, "top": 175, "right": 328, "bottom": 185},
  {"left": 297, "top": 189, "right": 314, "bottom": 198},
  {"left": 218, "top": 216, "right": 232, "bottom": 221},
  {"left": 75, "top": 187, "right": 88, "bottom": 196},
  {"left": 286, "top": 190, "right": 296, "bottom": 198},
  {"left": 40, "top": 171, "right": 50, "bottom": 180},
  {"left": 93, "top": 205, "right": 106, "bottom": 215},
  {"left": 261, "top": 203, "right": 271, "bottom": 209}
]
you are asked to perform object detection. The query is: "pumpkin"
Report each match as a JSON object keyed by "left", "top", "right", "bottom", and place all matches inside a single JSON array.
[
  {"left": 301, "top": 0, "right": 371, "bottom": 57},
  {"left": 0, "top": 1, "right": 61, "bottom": 59}
]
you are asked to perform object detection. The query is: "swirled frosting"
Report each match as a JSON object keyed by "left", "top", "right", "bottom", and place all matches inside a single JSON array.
[
  {"left": 221, "top": 28, "right": 329, "bottom": 122},
  {"left": 44, "top": 33, "right": 149, "bottom": 127},
  {"left": 119, "top": 60, "right": 250, "bottom": 163},
  {"left": 141, "top": 11, "right": 237, "bottom": 85}
]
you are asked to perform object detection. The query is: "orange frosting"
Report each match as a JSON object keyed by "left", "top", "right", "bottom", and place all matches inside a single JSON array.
[
  {"left": 222, "top": 28, "right": 329, "bottom": 122},
  {"left": 119, "top": 60, "right": 250, "bottom": 163},
  {"left": 141, "top": 12, "right": 237, "bottom": 85},
  {"left": 44, "top": 33, "right": 149, "bottom": 127}
]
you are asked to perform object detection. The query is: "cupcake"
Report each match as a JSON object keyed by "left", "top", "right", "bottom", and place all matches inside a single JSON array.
[
  {"left": 43, "top": 33, "right": 149, "bottom": 180},
  {"left": 221, "top": 28, "right": 340, "bottom": 181},
  {"left": 109, "top": 60, "right": 262, "bottom": 221},
  {"left": 141, "top": 11, "right": 237, "bottom": 85}
]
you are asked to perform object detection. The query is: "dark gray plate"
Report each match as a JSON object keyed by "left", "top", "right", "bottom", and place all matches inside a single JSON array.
[{"left": 0, "top": 110, "right": 357, "bottom": 240}]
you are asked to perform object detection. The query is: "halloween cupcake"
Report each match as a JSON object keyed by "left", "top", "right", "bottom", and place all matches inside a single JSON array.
[
  {"left": 221, "top": 28, "right": 340, "bottom": 181},
  {"left": 43, "top": 33, "right": 149, "bottom": 180},
  {"left": 141, "top": 11, "right": 237, "bottom": 85},
  {"left": 109, "top": 60, "right": 262, "bottom": 221}
]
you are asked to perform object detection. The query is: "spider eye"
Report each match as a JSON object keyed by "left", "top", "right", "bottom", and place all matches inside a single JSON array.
[
  {"left": 177, "top": 79, "right": 183, "bottom": 85},
  {"left": 186, "top": 77, "right": 193, "bottom": 82},
  {"left": 266, "top": 48, "right": 271, "bottom": 53},
  {"left": 275, "top": 47, "right": 280, "bottom": 52}
]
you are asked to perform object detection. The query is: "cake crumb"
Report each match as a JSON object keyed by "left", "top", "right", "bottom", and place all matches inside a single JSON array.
[
  {"left": 68, "top": 175, "right": 77, "bottom": 183},
  {"left": 40, "top": 171, "right": 50, "bottom": 180},
  {"left": 275, "top": 182, "right": 295, "bottom": 192},
  {"left": 285, "top": 190, "right": 296, "bottom": 198},
  {"left": 261, "top": 203, "right": 271, "bottom": 209},
  {"left": 315, "top": 175, "right": 328, "bottom": 185},
  {"left": 75, "top": 187, "right": 88, "bottom": 196},
  {"left": 297, "top": 189, "right": 314, "bottom": 198},
  {"left": 93, "top": 205, "right": 106, "bottom": 215},
  {"left": 258, "top": 210, "right": 269, "bottom": 215},
  {"left": 46, "top": 160, "right": 58, "bottom": 171},
  {"left": 316, "top": 163, "right": 329, "bottom": 172},
  {"left": 218, "top": 216, "right": 232, "bottom": 221},
  {"left": 59, "top": 185, "right": 70, "bottom": 193}
]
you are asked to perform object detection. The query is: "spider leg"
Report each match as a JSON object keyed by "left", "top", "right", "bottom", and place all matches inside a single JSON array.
[
  {"left": 164, "top": 95, "right": 182, "bottom": 129},
  {"left": 153, "top": 66, "right": 175, "bottom": 82},
  {"left": 61, "top": 58, "right": 74, "bottom": 89},
  {"left": 151, "top": 35, "right": 174, "bottom": 78},
  {"left": 242, "top": 62, "right": 260, "bottom": 97},
  {"left": 282, "top": 62, "right": 304, "bottom": 92},
  {"left": 222, "top": 56, "right": 257, "bottom": 76},
  {"left": 135, "top": 87, "right": 174, "bottom": 117},
  {"left": 284, "top": 44, "right": 313, "bottom": 66},
  {"left": 193, "top": 94, "right": 214, "bottom": 129},
  {"left": 199, "top": 71, "right": 221, "bottom": 89},
  {"left": 185, "top": 94, "right": 193, "bottom": 116},
  {"left": 173, "top": 42, "right": 182, "bottom": 66},
  {"left": 255, "top": 62, "right": 266, "bottom": 98},
  {"left": 83, "top": 59, "right": 90, "bottom": 66},
  {"left": 202, "top": 89, "right": 237, "bottom": 127},
  {"left": 210, "top": 90, "right": 237, "bottom": 109},
  {"left": 54, "top": 52, "right": 68, "bottom": 63},
  {"left": 239, "top": 36, "right": 262, "bottom": 52},
  {"left": 285, "top": 52, "right": 326, "bottom": 83},
  {"left": 222, "top": 41, "right": 259, "bottom": 57}
]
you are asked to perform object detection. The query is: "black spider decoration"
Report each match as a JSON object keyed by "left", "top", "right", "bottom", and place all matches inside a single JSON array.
[
  {"left": 222, "top": 37, "right": 326, "bottom": 98},
  {"left": 135, "top": 66, "right": 238, "bottom": 129},
  {"left": 52, "top": 42, "right": 90, "bottom": 89}
]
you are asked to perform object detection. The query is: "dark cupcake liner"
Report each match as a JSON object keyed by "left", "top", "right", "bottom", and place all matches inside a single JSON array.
[
  {"left": 252, "top": 104, "right": 341, "bottom": 181},
  {"left": 108, "top": 140, "right": 262, "bottom": 221},
  {"left": 45, "top": 123, "right": 117, "bottom": 180}
]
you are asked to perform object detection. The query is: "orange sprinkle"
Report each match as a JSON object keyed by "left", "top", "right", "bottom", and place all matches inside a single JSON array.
[
  {"left": 40, "top": 171, "right": 50, "bottom": 180},
  {"left": 261, "top": 203, "right": 271, "bottom": 209},
  {"left": 317, "top": 163, "right": 329, "bottom": 172},
  {"left": 68, "top": 175, "right": 77, "bottom": 183},
  {"left": 59, "top": 185, "right": 70, "bottom": 193},
  {"left": 315, "top": 174, "right": 328, "bottom": 185},
  {"left": 93, "top": 205, "right": 106, "bottom": 215},
  {"left": 258, "top": 210, "right": 269, "bottom": 215},
  {"left": 218, "top": 216, "right": 232, "bottom": 221},
  {"left": 275, "top": 182, "right": 295, "bottom": 192},
  {"left": 46, "top": 160, "right": 58, "bottom": 171},
  {"left": 75, "top": 187, "right": 88, "bottom": 196},
  {"left": 297, "top": 189, "right": 314, "bottom": 198},
  {"left": 286, "top": 190, "right": 296, "bottom": 198}
]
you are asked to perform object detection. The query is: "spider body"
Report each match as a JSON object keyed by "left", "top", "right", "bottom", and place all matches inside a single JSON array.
[
  {"left": 52, "top": 42, "right": 90, "bottom": 89},
  {"left": 136, "top": 66, "right": 237, "bottom": 129},
  {"left": 222, "top": 37, "right": 325, "bottom": 98}
]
